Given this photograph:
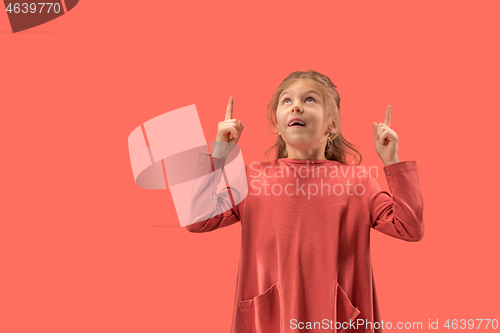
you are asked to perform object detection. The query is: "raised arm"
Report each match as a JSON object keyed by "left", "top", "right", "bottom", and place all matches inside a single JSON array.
[
  {"left": 368, "top": 105, "right": 424, "bottom": 241},
  {"left": 186, "top": 96, "right": 246, "bottom": 233}
]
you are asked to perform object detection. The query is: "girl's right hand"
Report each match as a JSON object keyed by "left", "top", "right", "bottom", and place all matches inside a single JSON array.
[{"left": 213, "top": 97, "right": 244, "bottom": 157}]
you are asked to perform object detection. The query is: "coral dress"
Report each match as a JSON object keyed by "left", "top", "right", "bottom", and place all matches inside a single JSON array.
[{"left": 186, "top": 153, "right": 424, "bottom": 333}]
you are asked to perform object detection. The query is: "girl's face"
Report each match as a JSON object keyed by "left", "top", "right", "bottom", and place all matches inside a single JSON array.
[{"left": 276, "top": 79, "right": 335, "bottom": 159}]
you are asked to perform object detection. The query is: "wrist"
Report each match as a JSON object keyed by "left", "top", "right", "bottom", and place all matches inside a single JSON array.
[
  {"left": 211, "top": 149, "right": 228, "bottom": 159},
  {"left": 383, "top": 157, "right": 400, "bottom": 166}
]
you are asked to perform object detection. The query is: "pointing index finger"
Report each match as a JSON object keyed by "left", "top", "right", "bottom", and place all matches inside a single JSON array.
[
  {"left": 384, "top": 105, "right": 391, "bottom": 127},
  {"left": 225, "top": 96, "right": 233, "bottom": 121}
]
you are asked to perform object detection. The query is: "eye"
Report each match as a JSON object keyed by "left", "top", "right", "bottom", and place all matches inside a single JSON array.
[{"left": 282, "top": 97, "right": 316, "bottom": 104}]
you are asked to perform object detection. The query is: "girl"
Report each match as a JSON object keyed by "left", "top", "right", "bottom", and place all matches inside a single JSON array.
[{"left": 186, "top": 70, "right": 424, "bottom": 333}]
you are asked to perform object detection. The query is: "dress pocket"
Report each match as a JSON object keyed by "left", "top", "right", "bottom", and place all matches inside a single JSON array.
[
  {"left": 238, "top": 282, "right": 281, "bottom": 333},
  {"left": 334, "top": 281, "right": 361, "bottom": 333}
]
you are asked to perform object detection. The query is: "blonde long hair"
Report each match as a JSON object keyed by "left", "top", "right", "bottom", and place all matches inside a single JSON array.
[{"left": 264, "top": 70, "right": 363, "bottom": 165}]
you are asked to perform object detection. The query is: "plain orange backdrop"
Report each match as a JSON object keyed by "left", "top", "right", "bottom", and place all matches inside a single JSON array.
[{"left": 1, "top": 1, "right": 499, "bottom": 332}]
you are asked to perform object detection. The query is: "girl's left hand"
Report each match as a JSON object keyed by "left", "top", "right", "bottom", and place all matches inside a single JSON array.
[{"left": 372, "top": 105, "right": 400, "bottom": 166}]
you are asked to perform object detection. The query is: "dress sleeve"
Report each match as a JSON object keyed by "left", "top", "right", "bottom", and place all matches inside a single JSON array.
[
  {"left": 368, "top": 161, "right": 424, "bottom": 241},
  {"left": 185, "top": 152, "right": 245, "bottom": 233}
]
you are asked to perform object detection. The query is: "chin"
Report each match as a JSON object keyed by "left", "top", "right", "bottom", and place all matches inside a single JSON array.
[{"left": 283, "top": 139, "right": 310, "bottom": 146}]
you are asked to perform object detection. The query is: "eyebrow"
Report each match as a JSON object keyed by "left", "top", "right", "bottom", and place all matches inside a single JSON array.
[{"left": 280, "top": 89, "right": 321, "bottom": 99}]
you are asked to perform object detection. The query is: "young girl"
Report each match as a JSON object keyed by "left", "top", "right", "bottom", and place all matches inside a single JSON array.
[{"left": 186, "top": 70, "right": 424, "bottom": 333}]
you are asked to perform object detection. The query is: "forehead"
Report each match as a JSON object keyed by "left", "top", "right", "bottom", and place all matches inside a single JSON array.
[{"left": 280, "top": 79, "right": 321, "bottom": 97}]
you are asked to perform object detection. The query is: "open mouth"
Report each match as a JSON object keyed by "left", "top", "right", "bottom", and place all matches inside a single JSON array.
[{"left": 288, "top": 120, "right": 306, "bottom": 127}]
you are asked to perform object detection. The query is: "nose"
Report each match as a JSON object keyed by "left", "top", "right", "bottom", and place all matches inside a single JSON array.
[{"left": 291, "top": 103, "right": 303, "bottom": 113}]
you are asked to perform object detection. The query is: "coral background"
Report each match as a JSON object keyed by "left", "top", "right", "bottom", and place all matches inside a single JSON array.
[{"left": 1, "top": 0, "right": 499, "bottom": 332}]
